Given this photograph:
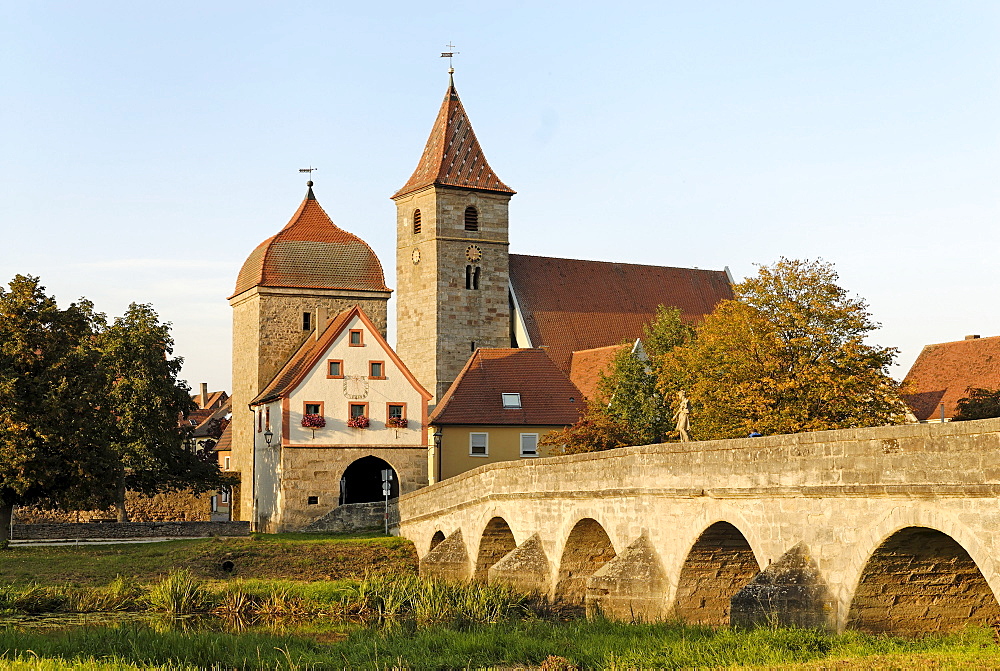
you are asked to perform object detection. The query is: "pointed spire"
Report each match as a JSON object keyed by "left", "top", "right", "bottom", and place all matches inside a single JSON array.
[{"left": 392, "top": 76, "right": 515, "bottom": 199}]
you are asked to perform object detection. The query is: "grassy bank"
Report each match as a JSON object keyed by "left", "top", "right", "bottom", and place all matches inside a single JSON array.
[
  {"left": 2, "top": 619, "right": 1000, "bottom": 669},
  {"left": 0, "top": 532, "right": 417, "bottom": 585}
]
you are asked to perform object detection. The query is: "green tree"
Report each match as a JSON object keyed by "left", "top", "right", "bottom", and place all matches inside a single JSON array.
[
  {"left": 542, "top": 306, "right": 692, "bottom": 454},
  {"left": 658, "top": 258, "right": 908, "bottom": 440},
  {"left": 952, "top": 388, "right": 1000, "bottom": 421},
  {"left": 98, "top": 303, "right": 223, "bottom": 522},
  {"left": 0, "top": 276, "right": 118, "bottom": 546}
]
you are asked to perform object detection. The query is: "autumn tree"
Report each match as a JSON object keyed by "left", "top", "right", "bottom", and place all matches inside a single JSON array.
[
  {"left": 0, "top": 275, "right": 118, "bottom": 546},
  {"left": 952, "top": 388, "right": 1000, "bottom": 421},
  {"left": 98, "top": 303, "right": 223, "bottom": 522},
  {"left": 659, "top": 258, "right": 908, "bottom": 440},
  {"left": 542, "top": 306, "right": 692, "bottom": 454}
]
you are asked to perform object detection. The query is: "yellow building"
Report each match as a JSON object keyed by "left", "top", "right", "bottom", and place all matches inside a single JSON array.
[{"left": 429, "top": 348, "right": 583, "bottom": 481}]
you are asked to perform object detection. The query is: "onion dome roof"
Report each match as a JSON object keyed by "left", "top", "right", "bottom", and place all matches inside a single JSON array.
[{"left": 231, "top": 186, "right": 390, "bottom": 299}]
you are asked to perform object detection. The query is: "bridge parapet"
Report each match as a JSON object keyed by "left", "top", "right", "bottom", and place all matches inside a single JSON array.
[{"left": 400, "top": 418, "right": 1000, "bottom": 632}]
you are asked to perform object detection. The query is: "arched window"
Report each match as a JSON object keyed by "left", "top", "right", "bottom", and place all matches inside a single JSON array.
[
  {"left": 465, "top": 265, "right": 473, "bottom": 289},
  {"left": 464, "top": 206, "right": 479, "bottom": 231},
  {"left": 412, "top": 209, "right": 421, "bottom": 234},
  {"left": 473, "top": 266, "right": 481, "bottom": 290}
]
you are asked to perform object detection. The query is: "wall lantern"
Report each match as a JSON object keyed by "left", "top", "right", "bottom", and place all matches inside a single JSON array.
[{"left": 263, "top": 429, "right": 274, "bottom": 445}]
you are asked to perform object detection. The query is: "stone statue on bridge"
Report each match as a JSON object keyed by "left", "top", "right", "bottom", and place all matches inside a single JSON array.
[{"left": 674, "top": 390, "right": 691, "bottom": 442}]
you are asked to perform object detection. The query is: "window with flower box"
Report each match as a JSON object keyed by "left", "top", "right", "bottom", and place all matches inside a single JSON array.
[
  {"left": 386, "top": 403, "right": 407, "bottom": 428},
  {"left": 347, "top": 402, "right": 370, "bottom": 429}
]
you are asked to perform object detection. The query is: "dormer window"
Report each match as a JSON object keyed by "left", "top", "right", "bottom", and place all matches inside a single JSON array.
[
  {"left": 464, "top": 206, "right": 479, "bottom": 231},
  {"left": 501, "top": 393, "right": 522, "bottom": 409},
  {"left": 413, "top": 209, "right": 421, "bottom": 234}
]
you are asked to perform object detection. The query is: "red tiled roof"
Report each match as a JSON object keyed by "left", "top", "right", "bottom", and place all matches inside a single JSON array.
[
  {"left": 509, "top": 254, "right": 733, "bottom": 373},
  {"left": 431, "top": 348, "right": 583, "bottom": 426},
  {"left": 231, "top": 188, "right": 390, "bottom": 299},
  {"left": 190, "top": 390, "right": 228, "bottom": 410},
  {"left": 252, "top": 306, "right": 431, "bottom": 405},
  {"left": 392, "top": 80, "right": 514, "bottom": 199},
  {"left": 214, "top": 424, "right": 232, "bottom": 452},
  {"left": 901, "top": 335, "right": 1000, "bottom": 420},
  {"left": 569, "top": 344, "right": 627, "bottom": 401}
]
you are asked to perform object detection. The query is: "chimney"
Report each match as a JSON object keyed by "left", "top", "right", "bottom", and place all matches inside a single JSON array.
[
  {"left": 314, "top": 307, "right": 330, "bottom": 341},
  {"left": 966, "top": 335, "right": 981, "bottom": 340},
  {"left": 200, "top": 382, "right": 209, "bottom": 408}
]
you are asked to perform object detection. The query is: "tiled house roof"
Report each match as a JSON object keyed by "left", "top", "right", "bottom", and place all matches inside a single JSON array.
[
  {"left": 214, "top": 424, "right": 232, "bottom": 452},
  {"left": 431, "top": 348, "right": 583, "bottom": 426},
  {"left": 569, "top": 344, "right": 627, "bottom": 401},
  {"left": 509, "top": 254, "right": 732, "bottom": 373},
  {"left": 392, "top": 79, "right": 514, "bottom": 199},
  {"left": 231, "top": 187, "right": 390, "bottom": 299},
  {"left": 901, "top": 335, "right": 1000, "bottom": 421},
  {"left": 251, "top": 309, "right": 357, "bottom": 405},
  {"left": 251, "top": 306, "right": 430, "bottom": 406}
]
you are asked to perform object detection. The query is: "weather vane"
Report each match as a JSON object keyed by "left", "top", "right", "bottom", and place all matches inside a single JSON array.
[
  {"left": 441, "top": 42, "right": 459, "bottom": 73},
  {"left": 298, "top": 166, "right": 317, "bottom": 185}
]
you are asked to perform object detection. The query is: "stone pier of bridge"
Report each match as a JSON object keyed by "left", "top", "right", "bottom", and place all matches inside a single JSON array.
[{"left": 397, "top": 418, "right": 1000, "bottom": 632}]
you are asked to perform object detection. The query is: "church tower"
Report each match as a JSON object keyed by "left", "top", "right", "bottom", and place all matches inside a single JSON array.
[
  {"left": 229, "top": 183, "right": 391, "bottom": 523},
  {"left": 393, "top": 74, "right": 515, "bottom": 401}
]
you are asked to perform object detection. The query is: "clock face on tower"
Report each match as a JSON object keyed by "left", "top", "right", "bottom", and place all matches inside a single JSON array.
[
  {"left": 466, "top": 245, "right": 482, "bottom": 263},
  {"left": 411, "top": 249, "right": 421, "bottom": 265}
]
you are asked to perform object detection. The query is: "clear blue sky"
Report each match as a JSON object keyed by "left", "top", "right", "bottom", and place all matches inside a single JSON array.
[{"left": 3, "top": 1, "right": 998, "bottom": 391}]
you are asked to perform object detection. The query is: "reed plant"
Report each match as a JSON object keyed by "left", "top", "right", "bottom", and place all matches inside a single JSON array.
[{"left": 144, "top": 570, "right": 209, "bottom": 615}]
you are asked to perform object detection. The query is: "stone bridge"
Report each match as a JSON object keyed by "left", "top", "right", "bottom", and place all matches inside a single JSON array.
[{"left": 397, "top": 418, "right": 1000, "bottom": 633}]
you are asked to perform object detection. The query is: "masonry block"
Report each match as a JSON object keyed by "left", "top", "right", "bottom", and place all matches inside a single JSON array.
[
  {"left": 586, "top": 534, "right": 670, "bottom": 621},
  {"left": 419, "top": 529, "right": 471, "bottom": 581},
  {"left": 731, "top": 543, "right": 836, "bottom": 630},
  {"left": 488, "top": 533, "right": 551, "bottom": 595}
]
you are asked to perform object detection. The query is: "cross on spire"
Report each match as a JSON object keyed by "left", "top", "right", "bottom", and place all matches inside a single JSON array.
[{"left": 440, "top": 42, "right": 459, "bottom": 73}]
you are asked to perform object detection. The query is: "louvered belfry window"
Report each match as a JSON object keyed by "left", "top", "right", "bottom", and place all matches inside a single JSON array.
[
  {"left": 464, "top": 206, "right": 478, "bottom": 231},
  {"left": 413, "top": 209, "right": 421, "bottom": 234}
]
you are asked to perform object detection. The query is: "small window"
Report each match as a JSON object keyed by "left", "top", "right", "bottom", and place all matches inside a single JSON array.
[
  {"left": 257, "top": 409, "right": 262, "bottom": 433},
  {"left": 327, "top": 359, "right": 344, "bottom": 378},
  {"left": 349, "top": 329, "right": 364, "bottom": 346},
  {"left": 520, "top": 433, "right": 539, "bottom": 457},
  {"left": 302, "top": 312, "right": 312, "bottom": 331},
  {"left": 189, "top": 419, "right": 198, "bottom": 426},
  {"left": 350, "top": 403, "right": 368, "bottom": 418},
  {"left": 465, "top": 265, "right": 472, "bottom": 289},
  {"left": 470, "top": 432, "right": 488, "bottom": 456},
  {"left": 223, "top": 456, "right": 231, "bottom": 471},
  {"left": 305, "top": 402, "right": 322, "bottom": 415},
  {"left": 464, "top": 205, "right": 479, "bottom": 231},
  {"left": 473, "top": 266, "right": 481, "bottom": 290},
  {"left": 265, "top": 405, "right": 270, "bottom": 429},
  {"left": 307, "top": 496, "right": 319, "bottom": 505},
  {"left": 501, "top": 393, "right": 522, "bottom": 409},
  {"left": 221, "top": 488, "right": 229, "bottom": 503},
  {"left": 388, "top": 404, "right": 405, "bottom": 419},
  {"left": 369, "top": 361, "right": 385, "bottom": 379},
  {"left": 470, "top": 341, "right": 476, "bottom": 352},
  {"left": 413, "top": 209, "right": 422, "bottom": 234}
]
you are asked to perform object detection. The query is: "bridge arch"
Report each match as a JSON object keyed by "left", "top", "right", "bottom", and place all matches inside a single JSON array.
[
  {"left": 473, "top": 516, "right": 517, "bottom": 581},
  {"left": 428, "top": 530, "right": 445, "bottom": 553},
  {"left": 554, "top": 517, "right": 617, "bottom": 604},
  {"left": 673, "top": 520, "right": 761, "bottom": 625},
  {"left": 842, "top": 506, "right": 1000, "bottom": 632}
]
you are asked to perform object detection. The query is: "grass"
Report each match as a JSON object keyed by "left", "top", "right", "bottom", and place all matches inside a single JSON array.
[
  {"left": 0, "top": 532, "right": 417, "bottom": 586},
  {"left": 4, "top": 534, "right": 1000, "bottom": 668},
  {"left": 1, "top": 619, "right": 1000, "bottom": 669}
]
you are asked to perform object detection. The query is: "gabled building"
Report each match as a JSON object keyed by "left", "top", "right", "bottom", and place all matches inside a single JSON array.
[
  {"left": 902, "top": 334, "right": 1000, "bottom": 422},
  {"left": 249, "top": 305, "right": 431, "bottom": 532},
  {"left": 429, "top": 348, "right": 583, "bottom": 481}
]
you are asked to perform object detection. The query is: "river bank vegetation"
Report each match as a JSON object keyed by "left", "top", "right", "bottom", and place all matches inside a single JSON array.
[{"left": 3, "top": 534, "right": 1000, "bottom": 669}]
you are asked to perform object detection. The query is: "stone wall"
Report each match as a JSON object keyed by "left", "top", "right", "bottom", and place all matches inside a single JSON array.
[
  {"left": 14, "top": 489, "right": 213, "bottom": 524},
  {"left": 398, "top": 418, "right": 1000, "bottom": 632},
  {"left": 12, "top": 521, "right": 250, "bottom": 540},
  {"left": 305, "top": 501, "right": 399, "bottom": 533}
]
